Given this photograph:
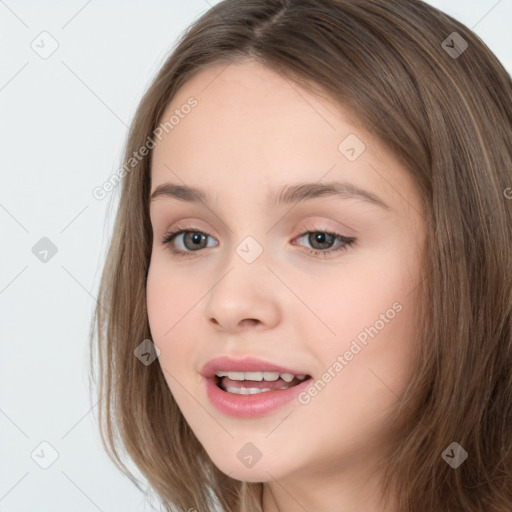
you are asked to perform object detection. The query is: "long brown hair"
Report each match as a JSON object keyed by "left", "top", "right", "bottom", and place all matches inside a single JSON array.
[{"left": 90, "top": 1, "right": 512, "bottom": 510}]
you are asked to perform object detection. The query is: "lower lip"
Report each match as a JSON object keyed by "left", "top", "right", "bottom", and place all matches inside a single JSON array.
[{"left": 204, "top": 377, "right": 312, "bottom": 418}]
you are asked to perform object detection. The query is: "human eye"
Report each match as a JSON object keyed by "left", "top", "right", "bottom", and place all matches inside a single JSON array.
[
  {"left": 292, "top": 226, "right": 356, "bottom": 258},
  {"left": 159, "top": 225, "right": 218, "bottom": 258},
  {"left": 159, "top": 224, "right": 356, "bottom": 259}
]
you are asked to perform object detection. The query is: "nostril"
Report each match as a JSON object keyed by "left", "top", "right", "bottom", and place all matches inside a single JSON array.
[{"left": 240, "top": 318, "right": 259, "bottom": 327}]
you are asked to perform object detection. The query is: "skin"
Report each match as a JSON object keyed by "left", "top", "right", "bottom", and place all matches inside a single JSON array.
[{"left": 147, "top": 60, "right": 426, "bottom": 512}]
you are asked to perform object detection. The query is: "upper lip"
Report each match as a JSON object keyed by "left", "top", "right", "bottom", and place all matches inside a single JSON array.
[{"left": 200, "top": 356, "right": 309, "bottom": 379}]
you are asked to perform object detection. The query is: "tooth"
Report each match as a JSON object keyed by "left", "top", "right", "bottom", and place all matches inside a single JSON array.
[
  {"left": 247, "top": 387, "right": 271, "bottom": 394},
  {"left": 244, "top": 372, "right": 264, "bottom": 381},
  {"left": 215, "top": 370, "right": 302, "bottom": 383},
  {"left": 226, "top": 372, "right": 245, "bottom": 381},
  {"left": 225, "top": 387, "right": 273, "bottom": 394}
]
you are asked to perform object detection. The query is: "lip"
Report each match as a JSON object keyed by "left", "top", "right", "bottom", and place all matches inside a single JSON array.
[
  {"left": 200, "top": 356, "right": 313, "bottom": 418},
  {"left": 200, "top": 356, "right": 308, "bottom": 378}
]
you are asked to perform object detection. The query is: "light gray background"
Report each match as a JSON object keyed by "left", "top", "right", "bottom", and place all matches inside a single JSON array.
[{"left": 1, "top": 1, "right": 510, "bottom": 510}]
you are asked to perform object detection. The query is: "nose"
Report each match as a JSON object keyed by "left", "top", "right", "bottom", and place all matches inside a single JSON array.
[{"left": 203, "top": 259, "right": 283, "bottom": 333}]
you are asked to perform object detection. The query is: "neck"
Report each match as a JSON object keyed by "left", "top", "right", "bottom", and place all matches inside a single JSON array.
[{"left": 261, "top": 461, "right": 396, "bottom": 512}]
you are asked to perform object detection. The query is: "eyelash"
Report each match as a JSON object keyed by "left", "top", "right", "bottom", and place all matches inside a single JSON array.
[{"left": 159, "top": 224, "right": 356, "bottom": 259}]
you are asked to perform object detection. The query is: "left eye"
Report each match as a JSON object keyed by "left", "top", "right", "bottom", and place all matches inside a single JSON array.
[
  {"left": 293, "top": 230, "right": 356, "bottom": 256},
  {"left": 160, "top": 228, "right": 356, "bottom": 258}
]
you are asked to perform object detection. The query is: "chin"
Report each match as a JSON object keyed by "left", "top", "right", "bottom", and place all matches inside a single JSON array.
[
  {"left": 206, "top": 449, "right": 293, "bottom": 483},
  {"left": 216, "top": 464, "right": 272, "bottom": 483}
]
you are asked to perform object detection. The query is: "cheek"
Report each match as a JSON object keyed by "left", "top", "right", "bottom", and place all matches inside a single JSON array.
[
  {"left": 146, "top": 257, "right": 199, "bottom": 339},
  {"left": 294, "top": 270, "right": 421, "bottom": 456},
  {"left": 320, "top": 249, "right": 421, "bottom": 393},
  {"left": 327, "top": 249, "right": 419, "bottom": 341},
  {"left": 145, "top": 259, "right": 200, "bottom": 382},
  {"left": 321, "top": 247, "right": 421, "bottom": 376}
]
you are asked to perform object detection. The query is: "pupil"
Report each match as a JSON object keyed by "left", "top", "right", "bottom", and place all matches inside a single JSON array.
[
  {"left": 311, "top": 232, "right": 333, "bottom": 249},
  {"left": 186, "top": 232, "right": 205, "bottom": 250}
]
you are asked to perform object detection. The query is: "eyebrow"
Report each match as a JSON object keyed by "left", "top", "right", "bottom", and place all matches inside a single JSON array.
[{"left": 150, "top": 181, "right": 391, "bottom": 210}]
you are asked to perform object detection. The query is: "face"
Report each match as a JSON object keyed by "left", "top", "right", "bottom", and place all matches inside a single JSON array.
[{"left": 146, "top": 60, "right": 426, "bottom": 490}]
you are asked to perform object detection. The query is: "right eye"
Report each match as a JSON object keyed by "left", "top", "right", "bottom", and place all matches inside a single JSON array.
[{"left": 160, "top": 228, "right": 218, "bottom": 257}]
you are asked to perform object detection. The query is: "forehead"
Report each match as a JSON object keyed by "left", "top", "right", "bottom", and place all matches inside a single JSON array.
[
  {"left": 150, "top": 60, "right": 422, "bottom": 220},
  {"left": 154, "top": 60, "right": 364, "bottom": 160}
]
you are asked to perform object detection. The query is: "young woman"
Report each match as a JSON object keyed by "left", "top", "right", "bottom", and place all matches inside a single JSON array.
[{"left": 90, "top": 1, "right": 512, "bottom": 510}]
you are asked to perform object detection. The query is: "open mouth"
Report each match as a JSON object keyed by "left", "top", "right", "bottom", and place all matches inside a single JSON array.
[{"left": 214, "top": 371, "right": 312, "bottom": 395}]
